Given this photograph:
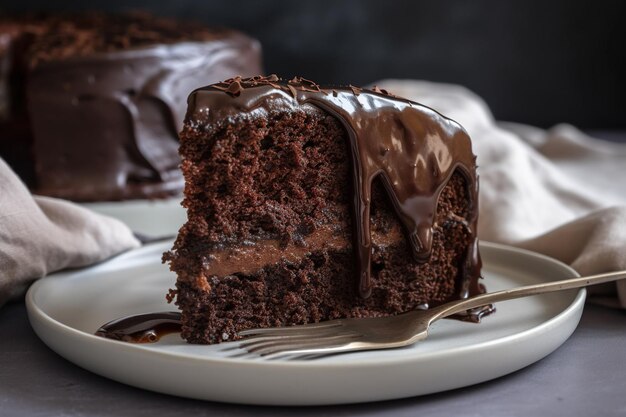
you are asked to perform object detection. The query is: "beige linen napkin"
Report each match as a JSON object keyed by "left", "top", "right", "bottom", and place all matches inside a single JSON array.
[
  {"left": 376, "top": 80, "right": 626, "bottom": 308},
  {"left": 0, "top": 158, "right": 140, "bottom": 307}
]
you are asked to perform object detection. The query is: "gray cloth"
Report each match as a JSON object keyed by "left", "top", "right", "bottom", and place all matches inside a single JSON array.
[
  {"left": 377, "top": 80, "right": 626, "bottom": 308},
  {"left": 0, "top": 158, "right": 140, "bottom": 306}
]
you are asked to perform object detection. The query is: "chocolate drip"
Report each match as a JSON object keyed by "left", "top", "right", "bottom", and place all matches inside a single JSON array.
[
  {"left": 27, "top": 39, "right": 261, "bottom": 201},
  {"left": 188, "top": 75, "right": 482, "bottom": 300},
  {"left": 95, "top": 312, "right": 182, "bottom": 343},
  {"left": 75, "top": 90, "right": 177, "bottom": 182}
]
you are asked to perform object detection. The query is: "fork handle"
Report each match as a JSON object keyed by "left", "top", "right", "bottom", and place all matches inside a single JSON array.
[{"left": 431, "top": 270, "right": 626, "bottom": 321}]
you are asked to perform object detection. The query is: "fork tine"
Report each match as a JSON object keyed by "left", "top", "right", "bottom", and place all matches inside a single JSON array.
[
  {"left": 237, "top": 327, "right": 341, "bottom": 339},
  {"left": 237, "top": 320, "right": 343, "bottom": 337},
  {"left": 245, "top": 334, "right": 362, "bottom": 356},
  {"left": 262, "top": 344, "right": 362, "bottom": 359},
  {"left": 240, "top": 333, "right": 360, "bottom": 352},
  {"left": 238, "top": 329, "right": 349, "bottom": 347}
]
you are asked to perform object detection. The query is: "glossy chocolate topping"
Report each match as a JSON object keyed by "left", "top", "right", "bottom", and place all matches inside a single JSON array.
[
  {"left": 0, "top": 14, "right": 262, "bottom": 201},
  {"left": 186, "top": 75, "right": 482, "bottom": 299},
  {"left": 95, "top": 312, "right": 182, "bottom": 343}
]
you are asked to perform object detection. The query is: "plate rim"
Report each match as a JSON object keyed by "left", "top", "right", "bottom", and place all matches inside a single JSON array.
[{"left": 26, "top": 240, "right": 586, "bottom": 370}]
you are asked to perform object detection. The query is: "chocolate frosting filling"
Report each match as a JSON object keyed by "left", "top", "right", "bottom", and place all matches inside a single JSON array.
[{"left": 186, "top": 75, "right": 482, "bottom": 300}]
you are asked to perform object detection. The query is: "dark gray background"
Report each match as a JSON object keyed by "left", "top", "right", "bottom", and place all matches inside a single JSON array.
[{"left": 1, "top": 0, "right": 625, "bottom": 128}]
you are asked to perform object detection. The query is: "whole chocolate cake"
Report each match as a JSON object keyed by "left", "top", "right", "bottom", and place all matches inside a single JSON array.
[
  {"left": 165, "top": 75, "right": 488, "bottom": 344},
  {"left": 0, "top": 13, "right": 262, "bottom": 201}
]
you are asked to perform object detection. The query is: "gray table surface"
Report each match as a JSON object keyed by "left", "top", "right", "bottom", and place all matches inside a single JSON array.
[{"left": 2, "top": 131, "right": 626, "bottom": 416}]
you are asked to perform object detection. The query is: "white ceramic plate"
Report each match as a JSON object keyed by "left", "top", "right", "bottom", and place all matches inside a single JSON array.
[
  {"left": 81, "top": 198, "right": 186, "bottom": 237},
  {"left": 26, "top": 241, "right": 584, "bottom": 406}
]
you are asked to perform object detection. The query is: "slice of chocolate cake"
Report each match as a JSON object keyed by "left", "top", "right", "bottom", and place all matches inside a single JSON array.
[
  {"left": 0, "top": 12, "right": 262, "bottom": 201},
  {"left": 164, "top": 75, "right": 488, "bottom": 344}
]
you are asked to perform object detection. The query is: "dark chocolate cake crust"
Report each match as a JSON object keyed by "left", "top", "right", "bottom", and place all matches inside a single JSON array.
[
  {"left": 165, "top": 76, "right": 485, "bottom": 344},
  {"left": 0, "top": 12, "right": 238, "bottom": 66}
]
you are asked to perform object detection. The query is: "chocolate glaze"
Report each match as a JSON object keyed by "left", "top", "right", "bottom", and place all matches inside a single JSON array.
[
  {"left": 0, "top": 15, "right": 262, "bottom": 201},
  {"left": 186, "top": 75, "right": 483, "bottom": 301},
  {"left": 95, "top": 312, "right": 182, "bottom": 343}
]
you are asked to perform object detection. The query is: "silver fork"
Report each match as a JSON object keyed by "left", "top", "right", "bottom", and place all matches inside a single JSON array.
[{"left": 238, "top": 270, "right": 626, "bottom": 357}]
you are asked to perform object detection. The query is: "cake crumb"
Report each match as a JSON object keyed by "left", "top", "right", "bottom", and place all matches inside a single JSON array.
[
  {"left": 195, "top": 275, "right": 212, "bottom": 292},
  {"left": 165, "top": 288, "right": 177, "bottom": 303}
]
